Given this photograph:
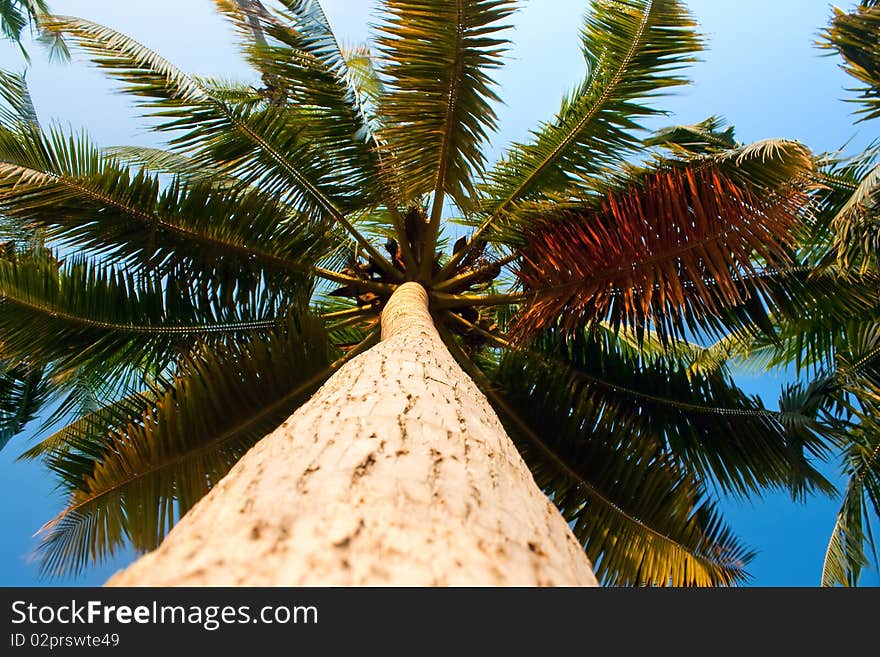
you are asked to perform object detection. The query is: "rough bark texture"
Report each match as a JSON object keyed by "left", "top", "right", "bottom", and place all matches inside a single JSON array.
[{"left": 106, "top": 283, "right": 598, "bottom": 586}]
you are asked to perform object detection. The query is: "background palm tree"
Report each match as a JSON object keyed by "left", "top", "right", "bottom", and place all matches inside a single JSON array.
[
  {"left": 720, "top": 0, "right": 880, "bottom": 587},
  {"left": 0, "top": 0, "right": 863, "bottom": 585}
]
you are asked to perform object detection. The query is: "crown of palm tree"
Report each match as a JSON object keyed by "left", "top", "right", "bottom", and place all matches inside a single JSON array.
[{"left": 0, "top": 0, "right": 871, "bottom": 586}]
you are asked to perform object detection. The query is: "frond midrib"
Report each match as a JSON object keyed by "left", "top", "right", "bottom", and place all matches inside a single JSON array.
[{"left": 0, "top": 289, "right": 287, "bottom": 335}]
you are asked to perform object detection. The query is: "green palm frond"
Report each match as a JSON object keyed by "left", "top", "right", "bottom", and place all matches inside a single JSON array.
[
  {"left": 0, "top": 123, "right": 330, "bottom": 288},
  {"left": 40, "top": 15, "right": 381, "bottom": 226},
  {"left": 0, "top": 68, "right": 39, "bottom": 129},
  {"left": 0, "top": 360, "right": 49, "bottom": 450},
  {"left": 836, "top": 323, "right": 880, "bottom": 396},
  {"left": 0, "top": 0, "right": 47, "bottom": 41},
  {"left": 212, "top": 1, "right": 387, "bottom": 206},
  {"left": 644, "top": 115, "right": 737, "bottom": 154},
  {"left": 103, "top": 145, "right": 240, "bottom": 187},
  {"left": 1, "top": 0, "right": 69, "bottom": 61},
  {"left": 594, "top": 321, "right": 728, "bottom": 375},
  {"left": 343, "top": 45, "right": 384, "bottom": 129},
  {"left": 19, "top": 387, "right": 152, "bottom": 461},
  {"left": 498, "top": 324, "right": 836, "bottom": 500},
  {"left": 36, "top": 314, "right": 337, "bottom": 576},
  {"left": 480, "top": 0, "right": 702, "bottom": 217},
  {"left": 821, "top": 405, "right": 880, "bottom": 586},
  {"left": 815, "top": 148, "right": 880, "bottom": 273},
  {"left": 439, "top": 326, "right": 754, "bottom": 586},
  {"left": 726, "top": 268, "right": 880, "bottom": 374},
  {"left": 376, "top": 0, "right": 517, "bottom": 241},
  {"left": 820, "top": 1, "right": 880, "bottom": 122},
  {"left": 681, "top": 138, "right": 815, "bottom": 193}
]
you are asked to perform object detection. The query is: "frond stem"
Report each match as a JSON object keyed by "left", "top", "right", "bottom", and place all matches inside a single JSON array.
[
  {"left": 431, "top": 291, "right": 527, "bottom": 310},
  {"left": 434, "top": 252, "right": 518, "bottom": 291}
]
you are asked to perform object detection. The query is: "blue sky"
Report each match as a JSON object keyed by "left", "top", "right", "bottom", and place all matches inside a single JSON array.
[{"left": 0, "top": 0, "right": 877, "bottom": 586}]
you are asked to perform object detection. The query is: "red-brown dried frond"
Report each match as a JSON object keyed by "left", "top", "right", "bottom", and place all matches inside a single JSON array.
[{"left": 512, "top": 166, "right": 806, "bottom": 342}]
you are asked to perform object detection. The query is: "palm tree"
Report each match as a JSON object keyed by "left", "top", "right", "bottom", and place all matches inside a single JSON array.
[{"left": 0, "top": 0, "right": 861, "bottom": 586}]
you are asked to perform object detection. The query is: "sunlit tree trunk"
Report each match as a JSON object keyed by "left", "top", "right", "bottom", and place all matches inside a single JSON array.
[{"left": 106, "top": 283, "right": 598, "bottom": 586}]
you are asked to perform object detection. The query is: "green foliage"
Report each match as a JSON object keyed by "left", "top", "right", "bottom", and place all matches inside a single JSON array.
[
  {"left": 0, "top": 360, "right": 49, "bottom": 450},
  {"left": 0, "top": 0, "right": 68, "bottom": 61}
]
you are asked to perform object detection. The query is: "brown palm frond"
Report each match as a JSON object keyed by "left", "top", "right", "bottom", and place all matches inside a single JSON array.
[{"left": 513, "top": 166, "right": 806, "bottom": 342}]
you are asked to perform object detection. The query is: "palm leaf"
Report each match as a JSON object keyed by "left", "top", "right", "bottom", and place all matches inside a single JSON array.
[
  {"left": 0, "top": 67, "right": 39, "bottom": 129},
  {"left": 498, "top": 324, "right": 836, "bottom": 500},
  {"left": 19, "top": 386, "right": 152, "bottom": 462},
  {"left": 821, "top": 407, "right": 880, "bottom": 586},
  {"left": 0, "top": 0, "right": 47, "bottom": 41},
  {"left": 644, "top": 115, "right": 737, "bottom": 154},
  {"left": 103, "top": 145, "right": 240, "bottom": 187},
  {"left": 0, "top": 360, "right": 49, "bottom": 450},
  {"left": 681, "top": 138, "right": 815, "bottom": 194},
  {"left": 0, "top": 123, "right": 329, "bottom": 288},
  {"left": 0, "top": 255, "right": 296, "bottom": 383},
  {"left": 212, "top": 1, "right": 387, "bottom": 205},
  {"left": 40, "top": 15, "right": 376, "bottom": 223},
  {"left": 818, "top": 149, "right": 880, "bottom": 273},
  {"left": 480, "top": 0, "right": 702, "bottom": 216},
  {"left": 729, "top": 269, "right": 880, "bottom": 374},
  {"left": 820, "top": 1, "right": 880, "bottom": 122},
  {"left": 376, "top": 0, "right": 516, "bottom": 229},
  {"left": 512, "top": 166, "right": 805, "bottom": 342},
  {"left": 439, "top": 326, "right": 754, "bottom": 586}
]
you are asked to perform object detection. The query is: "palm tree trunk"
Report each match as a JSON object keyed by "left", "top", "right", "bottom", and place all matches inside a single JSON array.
[{"left": 106, "top": 283, "right": 598, "bottom": 586}]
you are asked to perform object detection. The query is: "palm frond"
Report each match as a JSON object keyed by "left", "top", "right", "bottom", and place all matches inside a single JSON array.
[
  {"left": 726, "top": 268, "right": 880, "bottom": 374},
  {"left": 19, "top": 387, "right": 152, "bottom": 461},
  {"left": 343, "top": 45, "right": 384, "bottom": 129},
  {"left": 41, "top": 15, "right": 380, "bottom": 223},
  {"left": 35, "top": 314, "right": 338, "bottom": 576},
  {"left": 0, "top": 360, "right": 49, "bottom": 450},
  {"left": 499, "top": 324, "right": 836, "bottom": 499},
  {"left": 0, "top": 255, "right": 297, "bottom": 384},
  {"left": 684, "top": 138, "right": 815, "bottom": 194},
  {"left": 0, "top": 0, "right": 47, "bottom": 41},
  {"left": 644, "top": 115, "right": 737, "bottom": 155},
  {"left": 0, "top": 68, "right": 39, "bottom": 129},
  {"left": 480, "top": 0, "right": 702, "bottom": 215},
  {"left": 822, "top": 153, "right": 880, "bottom": 273},
  {"left": 512, "top": 166, "right": 805, "bottom": 342},
  {"left": 820, "top": 1, "right": 880, "bottom": 122},
  {"left": 103, "top": 145, "right": 239, "bottom": 187},
  {"left": 0, "top": 123, "right": 330, "bottom": 288},
  {"left": 376, "top": 0, "right": 516, "bottom": 227},
  {"left": 821, "top": 407, "right": 880, "bottom": 586},
  {"left": 212, "top": 1, "right": 388, "bottom": 205}
]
